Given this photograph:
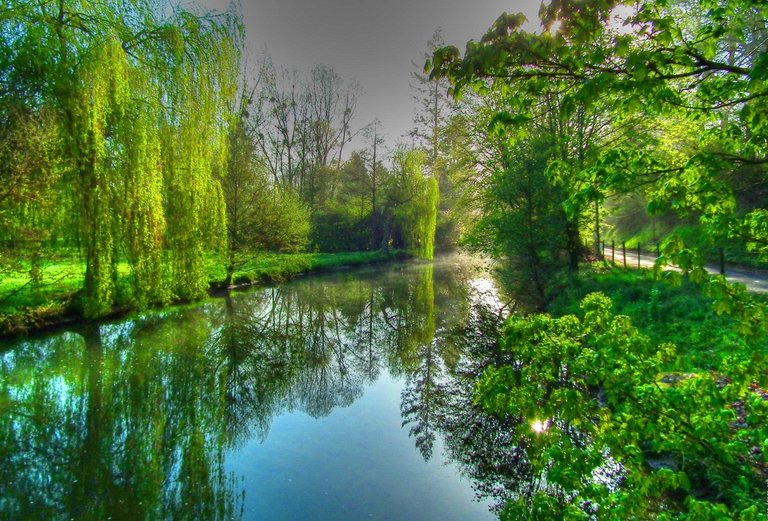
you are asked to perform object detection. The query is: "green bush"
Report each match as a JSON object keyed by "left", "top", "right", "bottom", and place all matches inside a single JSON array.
[{"left": 480, "top": 291, "right": 766, "bottom": 519}]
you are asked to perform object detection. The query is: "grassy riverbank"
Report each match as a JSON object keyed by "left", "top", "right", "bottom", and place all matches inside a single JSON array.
[
  {"left": 0, "top": 249, "right": 408, "bottom": 336},
  {"left": 546, "top": 265, "right": 763, "bottom": 370},
  {"left": 486, "top": 264, "right": 767, "bottom": 517}
]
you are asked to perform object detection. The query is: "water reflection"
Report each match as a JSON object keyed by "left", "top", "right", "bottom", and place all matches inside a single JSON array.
[
  {"left": 3, "top": 256, "right": 517, "bottom": 520},
  {"left": 0, "top": 319, "right": 242, "bottom": 521},
  {"left": 4, "top": 255, "right": 595, "bottom": 519},
  {"left": 406, "top": 280, "right": 536, "bottom": 513}
]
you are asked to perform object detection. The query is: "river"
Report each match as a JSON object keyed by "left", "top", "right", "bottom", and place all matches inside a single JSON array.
[{"left": 0, "top": 255, "right": 522, "bottom": 521}]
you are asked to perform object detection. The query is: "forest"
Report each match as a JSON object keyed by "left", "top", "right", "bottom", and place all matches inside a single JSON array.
[{"left": 1, "top": 0, "right": 767, "bottom": 519}]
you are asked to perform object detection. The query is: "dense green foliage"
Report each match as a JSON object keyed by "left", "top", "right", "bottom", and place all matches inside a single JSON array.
[
  {"left": 1, "top": 0, "right": 240, "bottom": 317},
  {"left": 550, "top": 269, "right": 765, "bottom": 373},
  {"left": 428, "top": 0, "right": 768, "bottom": 517},
  {"left": 480, "top": 291, "right": 766, "bottom": 519},
  {"left": 0, "top": 2, "right": 443, "bottom": 330},
  {"left": 431, "top": 0, "right": 768, "bottom": 279},
  {"left": 462, "top": 103, "right": 574, "bottom": 307},
  {"left": 389, "top": 149, "right": 440, "bottom": 259}
]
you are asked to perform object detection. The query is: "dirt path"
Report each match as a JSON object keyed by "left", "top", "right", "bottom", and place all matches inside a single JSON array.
[{"left": 603, "top": 247, "right": 768, "bottom": 294}]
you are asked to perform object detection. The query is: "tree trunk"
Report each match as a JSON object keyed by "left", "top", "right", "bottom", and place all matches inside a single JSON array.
[
  {"left": 594, "top": 200, "right": 602, "bottom": 260},
  {"left": 566, "top": 218, "right": 580, "bottom": 271}
]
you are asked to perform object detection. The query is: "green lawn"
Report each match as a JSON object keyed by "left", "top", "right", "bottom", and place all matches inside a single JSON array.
[{"left": 206, "top": 250, "right": 406, "bottom": 286}]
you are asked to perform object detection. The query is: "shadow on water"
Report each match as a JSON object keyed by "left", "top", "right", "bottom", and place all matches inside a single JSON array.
[{"left": 0, "top": 254, "right": 565, "bottom": 520}]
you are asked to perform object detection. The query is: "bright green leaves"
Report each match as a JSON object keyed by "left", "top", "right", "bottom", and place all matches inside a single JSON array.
[
  {"left": 437, "top": 0, "right": 768, "bottom": 514},
  {"left": 487, "top": 111, "right": 531, "bottom": 134},
  {"left": 481, "top": 12, "right": 528, "bottom": 43},
  {"left": 736, "top": 210, "right": 768, "bottom": 260},
  {"left": 433, "top": 0, "right": 768, "bottom": 241},
  {"left": 748, "top": 53, "right": 768, "bottom": 82},
  {"left": 1, "top": 1, "right": 242, "bottom": 316},
  {"left": 78, "top": 35, "right": 132, "bottom": 318},
  {"left": 740, "top": 101, "right": 768, "bottom": 142},
  {"left": 390, "top": 149, "right": 439, "bottom": 260},
  {"left": 478, "top": 291, "right": 766, "bottom": 517},
  {"left": 477, "top": 293, "right": 653, "bottom": 515},
  {"left": 125, "top": 100, "right": 169, "bottom": 309},
  {"left": 614, "top": 34, "right": 633, "bottom": 57}
]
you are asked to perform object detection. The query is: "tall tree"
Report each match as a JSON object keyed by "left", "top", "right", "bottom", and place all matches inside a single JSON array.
[
  {"left": 222, "top": 86, "right": 262, "bottom": 286},
  {"left": 363, "top": 118, "right": 386, "bottom": 247},
  {"left": 386, "top": 148, "right": 439, "bottom": 259},
  {"left": 411, "top": 29, "right": 452, "bottom": 173},
  {"left": 0, "top": 0, "right": 242, "bottom": 315},
  {"left": 252, "top": 60, "right": 359, "bottom": 207},
  {"left": 431, "top": 0, "right": 768, "bottom": 268},
  {"left": 410, "top": 28, "right": 467, "bottom": 250}
]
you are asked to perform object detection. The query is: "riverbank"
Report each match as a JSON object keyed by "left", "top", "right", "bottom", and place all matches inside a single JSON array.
[
  {"left": 546, "top": 265, "right": 765, "bottom": 368},
  {"left": 484, "top": 263, "right": 767, "bottom": 517},
  {"left": 0, "top": 250, "right": 409, "bottom": 337}
]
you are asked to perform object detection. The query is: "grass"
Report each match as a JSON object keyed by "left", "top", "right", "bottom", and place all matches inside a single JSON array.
[
  {"left": 547, "top": 264, "right": 766, "bottom": 371},
  {"left": 0, "top": 249, "right": 408, "bottom": 336},
  {"left": 206, "top": 250, "right": 407, "bottom": 287}
]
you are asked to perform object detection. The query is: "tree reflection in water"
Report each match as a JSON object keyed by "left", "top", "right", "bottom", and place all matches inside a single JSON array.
[
  {"left": 0, "top": 256, "right": 541, "bottom": 520},
  {"left": 0, "top": 316, "right": 242, "bottom": 520},
  {"left": 398, "top": 267, "right": 535, "bottom": 513}
]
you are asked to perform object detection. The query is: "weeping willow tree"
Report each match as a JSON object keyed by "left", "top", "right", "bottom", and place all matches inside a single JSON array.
[
  {"left": 389, "top": 149, "right": 439, "bottom": 260},
  {"left": 2, "top": 1, "right": 241, "bottom": 316},
  {"left": 415, "top": 177, "right": 439, "bottom": 259},
  {"left": 76, "top": 36, "right": 131, "bottom": 318},
  {"left": 160, "top": 15, "right": 237, "bottom": 302},
  {"left": 124, "top": 90, "right": 167, "bottom": 309}
]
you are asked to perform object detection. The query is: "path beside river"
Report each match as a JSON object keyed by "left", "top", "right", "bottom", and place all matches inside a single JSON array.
[{"left": 603, "top": 247, "right": 768, "bottom": 293}]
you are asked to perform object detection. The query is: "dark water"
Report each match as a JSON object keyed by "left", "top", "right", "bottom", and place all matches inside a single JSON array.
[{"left": 0, "top": 256, "right": 520, "bottom": 521}]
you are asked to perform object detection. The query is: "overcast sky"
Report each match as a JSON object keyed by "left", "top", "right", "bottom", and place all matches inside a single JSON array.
[{"left": 197, "top": 0, "right": 542, "bottom": 149}]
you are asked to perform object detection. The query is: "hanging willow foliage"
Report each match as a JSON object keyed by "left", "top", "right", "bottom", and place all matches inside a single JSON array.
[
  {"left": 392, "top": 150, "right": 440, "bottom": 260},
  {"left": 78, "top": 35, "right": 131, "bottom": 318},
  {"left": 124, "top": 86, "right": 169, "bottom": 309},
  {"left": 163, "top": 15, "right": 237, "bottom": 301},
  {"left": 412, "top": 176, "right": 439, "bottom": 260},
  {"left": 8, "top": 0, "right": 245, "bottom": 317}
]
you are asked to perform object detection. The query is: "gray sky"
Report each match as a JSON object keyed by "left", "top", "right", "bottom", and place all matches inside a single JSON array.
[{"left": 198, "top": 0, "right": 542, "bottom": 148}]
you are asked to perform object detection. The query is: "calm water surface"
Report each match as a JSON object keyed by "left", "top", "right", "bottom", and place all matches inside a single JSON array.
[{"left": 1, "top": 255, "right": 519, "bottom": 520}]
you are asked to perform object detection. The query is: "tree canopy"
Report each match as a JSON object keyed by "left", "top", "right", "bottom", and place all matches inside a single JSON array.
[
  {"left": 428, "top": 0, "right": 768, "bottom": 517},
  {"left": 431, "top": 0, "right": 767, "bottom": 266}
]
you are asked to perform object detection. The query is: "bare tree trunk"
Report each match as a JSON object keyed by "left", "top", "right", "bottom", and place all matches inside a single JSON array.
[{"left": 594, "top": 200, "right": 602, "bottom": 260}]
